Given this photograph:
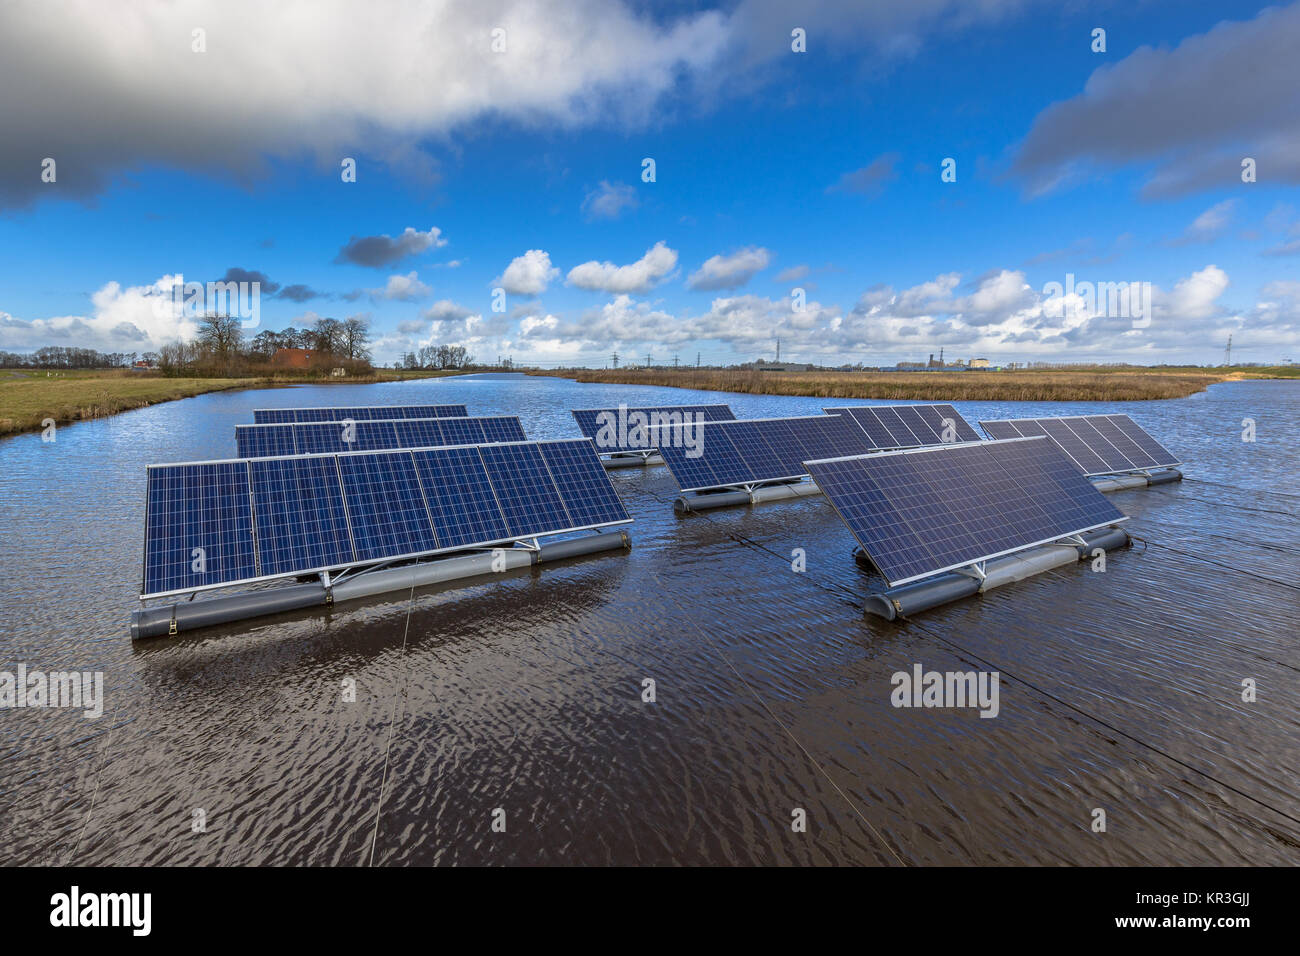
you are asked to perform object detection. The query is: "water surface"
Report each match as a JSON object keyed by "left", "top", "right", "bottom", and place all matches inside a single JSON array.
[{"left": 1, "top": 374, "right": 1296, "bottom": 865}]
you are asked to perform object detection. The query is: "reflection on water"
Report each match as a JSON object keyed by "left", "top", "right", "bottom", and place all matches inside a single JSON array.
[{"left": 1, "top": 374, "right": 1297, "bottom": 864}]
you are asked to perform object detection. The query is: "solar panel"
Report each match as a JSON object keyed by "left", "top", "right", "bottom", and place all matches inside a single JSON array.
[
  {"left": 645, "top": 415, "right": 874, "bottom": 493},
  {"left": 410, "top": 446, "right": 510, "bottom": 549},
  {"left": 235, "top": 416, "right": 527, "bottom": 458},
  {"left": 141, "top": 440, "right": 629, "bottom": 599},
  {"left": 337, "top": 452, "right": 439, "bottom": 561},
  {"left": 237, "top": 424, "right": 298, "bottom": 460},
  {"left": 572, "top": 404, "right": 736, "bottom": 453},
  {"left": 249, "top": 456, "right": 354, "bottom": 576},
  {"left": 143, "top": 462, "right": 258, "bottom": 596},
  {"left": 976, "top": 414, "right": 1179, "bottom": 476},
  {"left": 477, "top": 443, "right": 572, "bottom": 537},
  {"left": 823, "top": 403, "right": 983, "bottom": 448},
  {"left": 251, "top": 404, "right": 468, "bottom": 424},
  {"left": 805, "top": 437, "right": 1127, "bottom": 587},
  {"left": 539, "top": 440, "right": 632, "bottom": 527}
]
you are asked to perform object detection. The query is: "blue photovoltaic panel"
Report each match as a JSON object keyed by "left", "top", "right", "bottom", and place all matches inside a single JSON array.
[
  {"left": 647, "top": 415, "right": 871, "bottom": 492},
  {"left": 252, "top": 404, "right": 468, "bottom": 424},
  {"left": 752, "top": 418, "right": 816, "bottom": 476},
  {"left": 437, "top": 417, "right": 488, "bottom": 446},
  {"left": 653, "top": 441, "right": 722, "bottom": 491},
  {"left": 1085, "top": 416, "right": 1157, "bottom": 469},
  {"left": 539, "top": 440, "right": 632, "bottom": 527},
  {"left": 411, "top": 446, "right": 510, "bottom": 548},
  {"left": 140, "top": 440, "right": 631, "bottom": 598},
  {"left": 236, "top": 425, "right": 298, "bottom": 459},
  {"left": 977, "top": 414, "right": 1179, "bottom": 476},
  {"left": 824, "top": 404, "right": 982, "bottom": 449},
  {"left": 349, "top": 421, "right": 401, "bottom": 451},
  {"left": 980, "top": 420, "right": 1022, "bottom": 441},
  {"left": 478, "top": 443, "right": 571, "bottom": 537},
  {"left": 392, "top": 418, "right": 446, "bottom": 449},
  {"left": 480, "top": 416, "right": 528, "bottom": 444},
  {"left": 572, "top": 404, "right": 736, "bottom": 453},
  {"left": 293, "top": 422, "right": 349, "bottom": 456},
  {"left": 805, "top": 437, "right": 1126, "bottom": 587},
  {"left": 237, "top": 416, "right": 527, "bottom": 458},
  {"left": 255, "top": 408, "right": 297, "bottom": 425},
  {"left": 336, "top": 452, "right": 438, "bottom": 561},
  {"left": 249, "top": 456, "right": 354, "bottom": 576},
  {"left": 143, "top": 462, "right": 257, "bottom": 596},
  {"left": 722, "top": 420, "right": 781, "bottom": 476}
]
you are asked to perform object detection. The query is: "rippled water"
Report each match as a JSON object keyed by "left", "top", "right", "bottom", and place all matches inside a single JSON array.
[{"left": 1, "top": 374, "right": 1297, "bottom": 865}]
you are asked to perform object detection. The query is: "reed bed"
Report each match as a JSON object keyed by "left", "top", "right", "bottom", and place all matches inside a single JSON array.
[{"left": 527, "top": 366, "right": 1263, "bottom": 402}]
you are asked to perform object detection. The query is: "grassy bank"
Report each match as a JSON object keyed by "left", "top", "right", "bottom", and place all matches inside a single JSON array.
[
  {"left": 528, "top": 366, "right": 1297, "bottom": 402},
  {"left": 0, "top": 368, "right": 461, "bottom": 437}
]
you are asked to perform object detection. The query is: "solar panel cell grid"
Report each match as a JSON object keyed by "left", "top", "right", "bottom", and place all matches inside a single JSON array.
[
  {"left": 1108, "top": 415, "right": 1177, "bottom": 465},
  {"left": 654, "top": 441, "right": 723, "bottom": 491},
  {"left": 976, "top": 414, "right": 1178, "bottom": 475},
  {"left": 143, "top": 462, "right": 258, "bottom": 595},
  {"left": 236, "top": 426, "right": 298, "bottom": 459},
  {"left": 1082, "top": 416, "right": 1153, "bottom": 469},
  {"left": 477, "top": 443, "right": 572, "bottom": 537},
  {"left": 1039, "top": 419, "right": 1114, "bottom": 475},
  {"left": 141, "top": 439, "right": 631, "bottom": 598},
  {"left": 723, "top": 421, "right": 781, "bottom": 476},
  {"left": 337, "top": 453, "right": 438, "bottom": 560},
  {"left": 480, "top": 417, "right": 528, "bottom": 444},
  {"left": 411, "top": 446, "right": 511, "bottom": 549},
  {"left": 539, "top": 440, "right": 630, "bottom": 527},
  {"left": 437, "top": 417, "right": 487, "bottom": 447},
  {"left": 922, "top": 404, "right": 982, "bottom": 443},
  {"left": 249, "top": 457, "right": 354, "bottom": 576},
  {"left": 805, "top": 438, "right": 1126, "bottom": 586},
  {"left": 392, "top": 418, "right": 446, "bottom": 449},
  {"left": 252, "top": 404, "right": 469, "bottom": 424},
  {"left": 839, "top": 408, "right": 897, "bottom": 448},
  {"left": 571, "top": 404, "right": 736, "bottom": 452}
]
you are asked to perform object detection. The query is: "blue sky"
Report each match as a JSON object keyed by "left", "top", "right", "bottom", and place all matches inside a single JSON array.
[{"left": 1, "top": 0, "right": 1297, "bottom": 366}]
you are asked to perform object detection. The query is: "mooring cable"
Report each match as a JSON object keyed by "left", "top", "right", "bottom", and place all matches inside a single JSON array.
[
  {"left": 1128, "top": 532, "right": 1300, "bottom": 591},
  {"left": 368, "top": 579, "right": 416, "bottom": 866},
  {"left": 636, "top": 477, "right": 1300, "bottom": 839},
  {"left": 1155, "top": 488, "right": 1299, "bottom": 520},
  {"left": 1183, "top": 476, "right": 1300, "bottom": 501},
  {"left": 902, "top": 614, "right": 1300, "bottom": 833},
  {"left": 637, "top": 556, "right": 907, "bottom": 866}
]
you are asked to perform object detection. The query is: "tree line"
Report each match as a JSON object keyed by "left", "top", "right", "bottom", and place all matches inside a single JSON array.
[
  {"left": 0, "top": 347, "right": 156, "bottom": 369},
  {"left": 398, "top": 344, "right": 475, "bottom": 370},
  {"left": 156, "top": 313, "right": 373, "bottom": 377}
]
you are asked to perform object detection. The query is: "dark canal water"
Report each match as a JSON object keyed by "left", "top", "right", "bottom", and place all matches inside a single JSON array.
[{"left": 1, "top": 374, "right": 1297, "bottom": 864}]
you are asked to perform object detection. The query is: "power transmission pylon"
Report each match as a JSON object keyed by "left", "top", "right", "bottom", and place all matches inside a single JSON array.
[{"left": 1223, "top": 334, "right": 1232, "bottom": 367}]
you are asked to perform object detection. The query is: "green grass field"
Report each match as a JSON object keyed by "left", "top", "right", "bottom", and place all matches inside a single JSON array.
[{"left": 0, "top": 368, "right": 461, "bottom": 437}]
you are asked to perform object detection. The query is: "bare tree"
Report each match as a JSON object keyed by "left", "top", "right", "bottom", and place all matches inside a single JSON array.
[
  {"left": 312, "top": 317, "right": 344, "bottom": 355},
  {"left": 197, "top": 313, "right": 242, "bottom": 357},
  {"left": 342, "top": 315, "right": 371, "bottom": 361}
]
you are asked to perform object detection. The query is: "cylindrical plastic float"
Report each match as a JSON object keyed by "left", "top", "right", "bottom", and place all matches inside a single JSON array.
[
  {"left": 130, "top": 530, "right": 631, "bottom": 639},
  {"left": 862, "top": 526, "right": 1131, "bottom": 620}
]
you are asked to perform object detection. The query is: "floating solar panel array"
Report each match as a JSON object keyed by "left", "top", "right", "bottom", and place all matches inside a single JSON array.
[
  {"left": 805, "top": 437, "right": 1126, "bottom": 587},
  {"left": 572, "top": 404, "right": 736, "bottom": 453},
  {"left": 978, "top": 414, "right": 1179, "bottom": 476},
  {"left": 235, "top": 416, "right": 527, "bottom": 458},
  {"left": 142, "top": 439, "right": 630, "bottom": 599},
  {"left": 643, "top": 414, "right": 873, "bottom": 493},
  {"left": 252, "top": 404, "right": 468, "bottom": 424},
  {"left": 823, "top": 403, "right": 982, "bottom": 449}
]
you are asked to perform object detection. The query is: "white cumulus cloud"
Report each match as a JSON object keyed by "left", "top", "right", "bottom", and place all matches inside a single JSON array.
[{"left": 566, "top": 241, "right": 678, "bottom": 293}]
